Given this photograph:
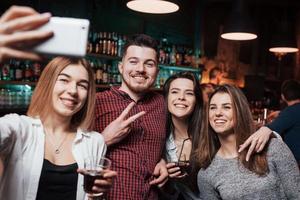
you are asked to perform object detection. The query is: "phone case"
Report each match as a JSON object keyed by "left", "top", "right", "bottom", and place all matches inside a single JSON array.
[{"left": 32, "top": 17, "right": 90, "bottom": 57}]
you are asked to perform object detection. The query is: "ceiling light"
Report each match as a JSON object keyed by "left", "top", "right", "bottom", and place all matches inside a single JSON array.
[
  {"left": 221, "top": 32, "right": 257, "bottom": 41},
  {"left": 126, "top": 0, "right": 179, "bottom": 14},
  {"left": 221, "top": 0, "right": 257, "bottom": 41},
  {"left": 269, "top": 9, "right": 298, "bottom": 54}
]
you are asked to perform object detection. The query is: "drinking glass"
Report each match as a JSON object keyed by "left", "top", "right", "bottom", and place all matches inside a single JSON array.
[
  {"left": 83, "top": 156, "right": 111, "bottom": 199},
  {"left": 174, "top": 138, "right": 191, "bottom": 176}
]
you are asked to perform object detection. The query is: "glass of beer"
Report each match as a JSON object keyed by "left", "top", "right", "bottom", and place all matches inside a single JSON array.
[{"left": 83, "top": 156, "right": 111, "bottom": 198}]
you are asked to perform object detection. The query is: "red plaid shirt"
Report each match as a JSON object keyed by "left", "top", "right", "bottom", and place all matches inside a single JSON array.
[{"left": 94, "top": 86, "right": 167, "bottom": 200}]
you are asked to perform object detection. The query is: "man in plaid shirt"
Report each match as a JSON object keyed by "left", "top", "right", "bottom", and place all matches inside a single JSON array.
[{"left": 94, "top": 34, "right": 168, "bottom": 200}]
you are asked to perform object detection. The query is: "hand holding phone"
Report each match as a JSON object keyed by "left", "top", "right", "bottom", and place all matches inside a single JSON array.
[{"left": 0, "top": 6, "right": 52, "bottom": 63}]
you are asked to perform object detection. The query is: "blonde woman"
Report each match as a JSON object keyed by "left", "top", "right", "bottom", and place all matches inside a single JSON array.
[{"left": 0, "top": 57, "right": 117, "bottom": 200}]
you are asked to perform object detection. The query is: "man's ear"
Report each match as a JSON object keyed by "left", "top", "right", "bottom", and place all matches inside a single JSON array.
[
  {"left": 118, "top": 61, "right": 123, "bottom": 74},
  {"left": 281, "top": 94, "right": 286, "bottom": 102}
]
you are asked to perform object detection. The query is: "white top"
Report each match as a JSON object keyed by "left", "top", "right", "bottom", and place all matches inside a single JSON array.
[{"left": 0, "top": 114, "right": 106, "bottom": 200}]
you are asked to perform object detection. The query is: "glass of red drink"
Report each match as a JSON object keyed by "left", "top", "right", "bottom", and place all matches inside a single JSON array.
[{"left": 83, "top": 157, "right": 111, "bottom": 198}]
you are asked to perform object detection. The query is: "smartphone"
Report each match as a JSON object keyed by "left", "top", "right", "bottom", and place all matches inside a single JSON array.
[{"left": 31, "top": 17, "right": 90, "bottom": 57}]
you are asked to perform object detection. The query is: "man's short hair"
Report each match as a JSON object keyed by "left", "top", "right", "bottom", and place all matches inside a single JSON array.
[
  {"left": 281, "top": 79, "right": 300, "bottom": 101},
  {"left": 123, "top": 34, "right": 158, "bottom": 61}
]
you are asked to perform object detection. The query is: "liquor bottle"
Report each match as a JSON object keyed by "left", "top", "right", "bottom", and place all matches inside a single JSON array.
[
  {"left": 262, "top": 108, "right": 268, "bottom": 125},
  {"left": 87, "top": 31, "right": 93, "bottom": 53},
  {"left": 24, "top": 61, "right": 33, "bottom": 81},
  {"left": 96, "top": 60, "right": 103, "bottom": 84},
  {"left": 99, "top": 32, "right": 103, "bottom": 54},
  {"left": 89, "top": 59, "right": 97, "bottom": 83},
  {"left": 111, "top": 32, "right": 117, "bottom": 56},
  {"left": 159, "top": 48, "right": 165, "bottom": 64},
  {"left": 107, "top": 32, "right": 111, "bottom": 55},
  {"left": 92, "top": 32, "right": 98, "bottom": 54},
  {"left": 117, "top": 34, "right": 124, "bottom": 57},
  {"left": 1, "top": 62, "right": 11, "bottom": 81},
  {"left": 33, "top": 62, "right": 41, "bottom": 82},
  {"left": 9, "top": 59, "right": 15, "bottom": 81},
  {"left": 102, "top": 32, "right": 107, "bottom": 55},
  {"left": 102, "top": 63, "right": 108, "bottom": 84},
  {"left": 164, "top": 45, "right": 170, "bottom": 65},
  {"left": 170, "top": 45, "right": 177, "bottom": 65},
  {"left": 15, "top": 61, "right": 24, "bottom": 81},
  {"left": 107, "top": 64, "right": 112, "bottom": 83},
  {"left": 95, "top": 32, "right": 101, "bottom": 54}
]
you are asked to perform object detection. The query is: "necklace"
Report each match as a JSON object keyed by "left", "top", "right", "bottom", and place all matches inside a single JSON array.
[{"left": 44, "top": 129, "right": 69, "bottom": 154}]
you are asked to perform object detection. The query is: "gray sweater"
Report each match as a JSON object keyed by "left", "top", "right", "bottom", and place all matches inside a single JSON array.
[{"left": 197, "top": 139, "right": 300, "bottom": 200}]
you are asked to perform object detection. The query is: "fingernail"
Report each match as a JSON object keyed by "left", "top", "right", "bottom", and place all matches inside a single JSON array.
[{"left": 41, "top": 12, "right": 51, "bottom": 18}]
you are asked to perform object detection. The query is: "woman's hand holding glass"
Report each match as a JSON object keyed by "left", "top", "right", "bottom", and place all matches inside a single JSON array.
[
  {"left": 88, "top": 169, "right": 117, "bottom": 195},
  {"left": 77, "top": 157, "right": 117, "bottom": 199},
  {"left": 166, "top": 162, "right": 188, "bottom": 179}
]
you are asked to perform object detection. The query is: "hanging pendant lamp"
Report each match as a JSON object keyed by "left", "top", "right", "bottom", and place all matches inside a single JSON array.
[
  {"left": 269, "top": 9, "right": 298, "bottom": 54},
  {"left": 221, "top": 0, "right": 257, "bottom": 41},
  {"left": 126, "top": 0, "right": 179, "bottom": 14}
]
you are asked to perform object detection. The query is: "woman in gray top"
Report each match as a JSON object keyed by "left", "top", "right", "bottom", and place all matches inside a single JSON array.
[{"left": 196, "top": 84, "right": 300, "bottom": 200}]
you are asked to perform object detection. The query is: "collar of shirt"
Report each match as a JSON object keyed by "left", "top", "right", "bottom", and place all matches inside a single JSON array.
[
  {"left": 31, "top": 117, "right": 90, "bottom": 144},
  {"left": 110, "top": 86, "right": 154, "bottom": 103},
  {"left": 165, "top": 132, "right": 178, "bottom": 162}
]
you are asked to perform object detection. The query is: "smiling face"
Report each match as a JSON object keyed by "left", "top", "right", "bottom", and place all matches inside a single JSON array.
[
  {"left": 167, "top": 78, "right": 196, "bottom": 120},
  {"left": 119, "top": 45, "right": 158, "bottom": 96},
  {"left": 209, "top": 92, "right": 235, "bottom": 135},
  {"left": 51, "top": 64, "right": 89, "bottom": 119}
]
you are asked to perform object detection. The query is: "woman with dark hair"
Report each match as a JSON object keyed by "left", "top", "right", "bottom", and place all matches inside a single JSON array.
[
  {"left": 196, "top": 84, "right": 300, "bottom": 199},
  {"left": 160, "top": 71, "right": 203, "bottom": 199},
  {"left": 0, "top": 57, "right": 117, "bottom": 200}
]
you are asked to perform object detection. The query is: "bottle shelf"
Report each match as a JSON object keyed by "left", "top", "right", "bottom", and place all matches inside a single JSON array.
[
  {"left": 0, "top": 80, "right": 119, "bottom": 90},
  {"left": 0, "top": 80, "right": 36, "bottom": 86},
  {"left": 86, "top": 53, "right": 199, "bottom": 71},
  {"left": 86, "top": 53, "right": 122, "bottom": 60},
  {"left": 158, "top": 64, "right": 201, "bottom": 72},
  {"left": 0, "top": 80, "right": 162, "bottom": 90}
]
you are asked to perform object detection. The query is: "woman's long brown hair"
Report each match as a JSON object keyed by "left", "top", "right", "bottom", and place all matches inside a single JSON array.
[
  {"left": 27, "top": 57, "right": 95, "bottom": 131},
  {"left": 195, "top": 84, "right": 269, "bottom": 175}
]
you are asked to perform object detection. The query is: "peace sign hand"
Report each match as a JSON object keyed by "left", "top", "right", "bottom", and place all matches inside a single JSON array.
[{"left": 101, "top": 102, "right": 146, "bottom": 146}]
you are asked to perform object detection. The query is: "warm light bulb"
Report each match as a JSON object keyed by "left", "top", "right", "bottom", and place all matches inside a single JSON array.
[
  {"left": 269, "top": 47, "right": 299, "bottom": 53},
  {"left": 221, "top": 32, "right": 257, "bottom": 41},
  {"left": 127, "top": 0, "right": 179, "bottom": 14}
]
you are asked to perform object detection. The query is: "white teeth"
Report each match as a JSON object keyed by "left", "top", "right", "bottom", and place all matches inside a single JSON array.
[
  {"left": 133, "top": 75, "right": 146, "bottom": 79},
  {"left": 174, "top": 104, "right": 187, "bottom": 108},
  {"left": 215, "top": 119, "right": 226, "bottom": 123}
]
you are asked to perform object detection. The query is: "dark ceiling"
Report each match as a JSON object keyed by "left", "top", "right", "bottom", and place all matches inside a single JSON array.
[{"left": 1, "top": 0, "right": 299, "bottom": 80}]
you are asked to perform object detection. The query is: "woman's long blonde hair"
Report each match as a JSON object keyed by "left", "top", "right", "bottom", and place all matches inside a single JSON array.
[{"left": 27, "top": 57, "right": 95, "bottom": 131}]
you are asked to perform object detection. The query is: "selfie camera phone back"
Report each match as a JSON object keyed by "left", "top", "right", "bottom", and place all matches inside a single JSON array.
[{"left": 32, "top": 17, "right": 90, "bottom": 57}]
